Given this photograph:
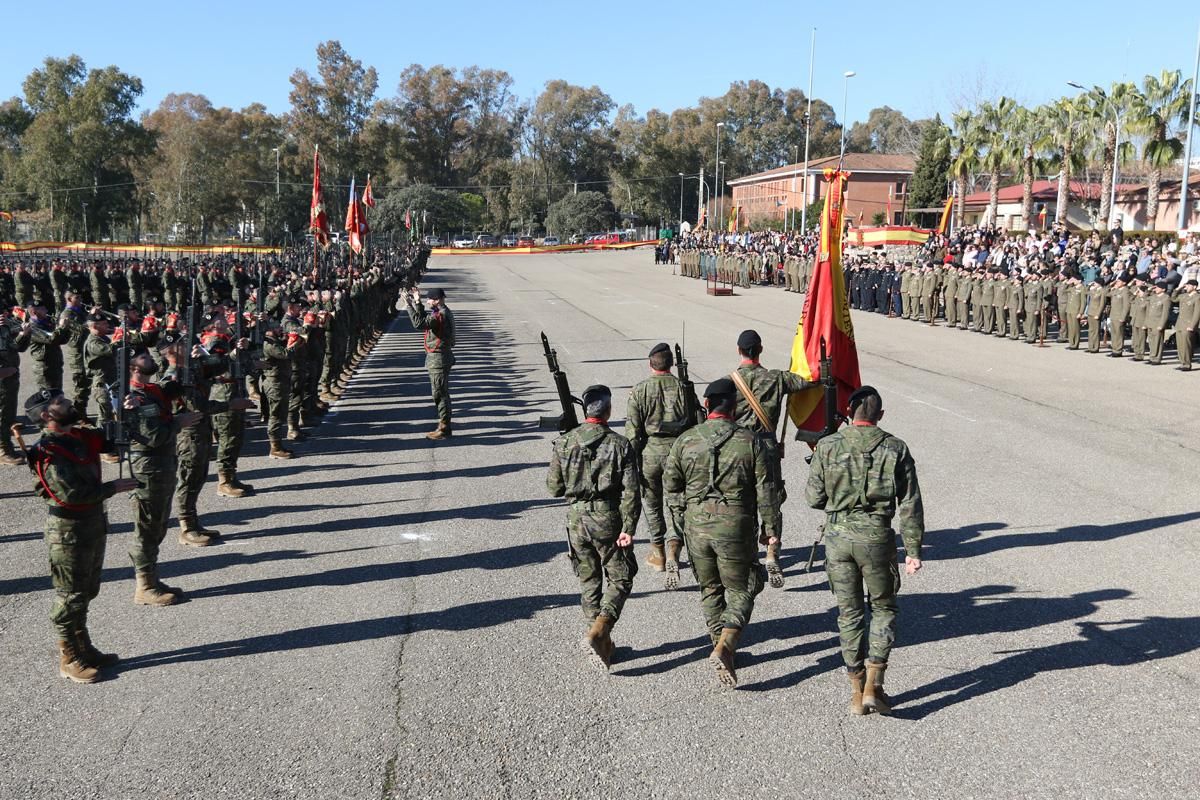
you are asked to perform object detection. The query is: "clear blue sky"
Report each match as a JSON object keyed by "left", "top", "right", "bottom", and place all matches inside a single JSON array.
[{"left": 2, "top": 0, "right": 1197, "bottom": 131}]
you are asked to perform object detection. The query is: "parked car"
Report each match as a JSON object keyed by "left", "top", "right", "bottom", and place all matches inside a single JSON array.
[
  {"left": 541, "top": 236, "right": 560, "bottom": 246},
  {"left": 452, "top": 235, "right": 474, "bottom": 249},
  {"left": 516, "top": 235, "right": 535, "bottom": 247},
  {"left": 500, "top": 234, "right": 518, "bottom": 247},
  {"left": 423, "top": 234, "right": 445, "bottom": 247},
  {"left": 476, "top": 233, "right": 498, "bottom": 247}
]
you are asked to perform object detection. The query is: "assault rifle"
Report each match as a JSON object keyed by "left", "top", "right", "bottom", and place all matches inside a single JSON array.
[
  {"left": 179, "top": 268, "right": 200, "bottom": 388},
  {"left": 674, "top": 343, "right": 703, "bottom": 427},
  {"left": 230, "top": 280, "right": 245, "bottom": 398},
  {"left": 537, "top": 332, "right": 580, "bottom": 433},
  {"left": 100, "top": 309, "right": 130, "bottom": 478}
]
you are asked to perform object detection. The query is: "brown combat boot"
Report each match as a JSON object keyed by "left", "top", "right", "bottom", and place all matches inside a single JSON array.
[
  {"left": 710, "top": 627, "right": 741, "bottom": 688},
  {"left": 178, "top": 517, "right": 214, "bottom": 547},
  {"left": 217, "top": 471, "right": 246, "bottom": 498},
  {"left": 58, "top": 637, "right": 100, "bottom": 684},
  {"left": 585, "top": 614, "right": 615, "bottom": 671},
  {"left": 230, "top": 471, "right": 254, "bottom": 493},
  {"left": 269, "top": 439, "right": 295, "bottom": 459},
  {"left": 848, "top": 668, "right": 866, "bottom": 716},
  {"left": 287, "top": 426, "right": 307, "bottom": 442},
  {"left": 863, "top": 661, "right": 892, "bottom": 715},
  {"left": 765, "top": 540, "right": 784, "bottom": 588},
  {"left": 77, "top": 627, "right": 119, "bottom": 668},
  {"left": 645, "top": 543, "right": 666, "bottom": 572},
  {"left": 426, "top": 423, "right": 451, "bottom": 440},
  {"left": 134, "top": 569, "right": 178, "bottom": 606},
  {"left": 664, "top": 540, "right": 682, "bottom": 590},
  {"left": 193, "top": 519, "right": 222, "bottom": 539}
]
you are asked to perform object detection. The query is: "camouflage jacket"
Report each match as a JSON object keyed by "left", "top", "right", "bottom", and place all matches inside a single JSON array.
[
  {"left": 407, "top": 301, "right": 456, "bottom": 369},
  {"left": 260, "top": 336, "right": 293, "bottom": 381},
  {"left": 84, "top": 333, "right": 116, "bottom": 384},
  {"left": 663, "top": 417, "right": 779, "bottom": 530},
  {"left": 127, "top": 380, "right": 184, "bottom": 454},
  {"left": 804, "top": 423, "right": 924, "bottom": 556},
  {"left": 731, "top": 362, "right": 816, "bottom": 436},
  {"left": 547, "top": 421, "right": 641, "bottom": 534},
  {"left": 0, "top": 315, "right": 25, "bottom": 369},
  {"left": 29, "top": 427, "right": 118, "bottom": 513},
  {"left": 625, "top": 373, "right": 701, "bottom": 455}
]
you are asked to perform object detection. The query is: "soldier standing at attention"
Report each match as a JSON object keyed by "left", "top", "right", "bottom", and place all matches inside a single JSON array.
[
  {"left": 1087, "top": 277, "right": 1110, "bottom": 354},
  {"left": 1144, "top": 281, "right": 1172, "bottom": 365},
  {"left": 260, "top": 318, "right": 297, "bottom": 459},
  {"left": 405, "top": 287, "right": 456, "bottom": 440},
  {"left": 546, "top": 385, "right": 640, "bottom": 671},
  {"left": 664, "top": 377, "right": 777, "bottom": 688},
  {"left": 22, "top": 389, "right": 138, "bottom": 682},
  {"left": 1175, "top": 279, "right": 1199, "bottom": 371},
  {"left": 806, "top": 386, "right": 924, "bottom": 716},
  {"left": 60, "top": 291, "right": 90, "bottom": 416},
  {"left": 1106, "top": 275, "right": 1130, "bottom": 357},
  {"left": 730, "top": 329, "right": 817, "bottom": 588},
  {"left": 1130, "top": 277, "right": 1150, "bottom": 361},
  {"left": 625, "top": 342, "right": 701, "bottom": 589},
  {"left": 1, "top": 306, "right": 27, "bottom": 465}
]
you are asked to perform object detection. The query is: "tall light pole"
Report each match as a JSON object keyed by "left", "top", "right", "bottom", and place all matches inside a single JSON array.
[
  {"left": 715, "top": 122, "right": 725, "bottom": 240},
  {"left": 1178, "top": 21, "right": 1200, "bottom": 232},
  {"left": 800, "top": 28, "right": 816, "bottom": 233},
  {"left": 719, "top": 160, "right": 726, "bottom": 238},
  {"left": 839, "top": 71, "right": 856, "bottom": 162},
  {"left": 272, "top": 147, "right": 281, "bottom": 197},
  {"left": 678, "top": 172, "right": 685, "bottom": 231}
]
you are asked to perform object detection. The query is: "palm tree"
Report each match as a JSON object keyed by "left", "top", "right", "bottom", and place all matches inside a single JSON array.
[
  {"left": 1128, "top": 70, "right": 1193, "bottom": 226},
  {"left": 977, "top": 97, "right": 1018, "bottom": 227},
  {"left": 948, "top": 109, "right": 982, "bottom": 228},
  {"left": 1044, "top": 96, "right": 1089, "bottom": 225},
  {"left": 1077, "top": 82, "right": 1136, "bottom": 227},
  {"left": 1010, "top": 105, "right": 1049, "bottom": 230}
]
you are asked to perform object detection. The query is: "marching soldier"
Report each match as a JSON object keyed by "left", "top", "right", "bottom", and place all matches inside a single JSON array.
[
  {"left": 625, "top": 342, "right": 701, "bottom": 588},
  {"left": 729, "top": 329, "right": 817, "bottom": 588},
  {"left": 663, "top": 377, "right": 777, "bottom": 688},
  {"left": 546, "top": 384, "right": 640, "bottom": 671},
  {"left": 805, "top": 386, "right": 925, "bottom": 715},
  {"left": 22, "top": 388, "right": 138, "bottom": 682},
  {"left": 405, "top": 287, "right": 456, "bottom": 440}
]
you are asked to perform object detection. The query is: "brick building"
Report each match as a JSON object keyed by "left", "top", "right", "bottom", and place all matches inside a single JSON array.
[{"left": 727, "top": 153, "right": 915, "bottom": 229}]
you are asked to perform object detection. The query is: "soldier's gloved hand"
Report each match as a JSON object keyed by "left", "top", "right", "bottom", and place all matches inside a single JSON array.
[
  {"left": 616, "top": 532, "right": 632, "bottom": 548},
  {"left": 905, "top": 556, "right": 922, "bottom": 575}
]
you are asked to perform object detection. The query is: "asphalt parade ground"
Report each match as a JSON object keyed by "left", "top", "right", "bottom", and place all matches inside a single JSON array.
[{"left": 2, "top": 249, "right": 1198, "bottom": 799}]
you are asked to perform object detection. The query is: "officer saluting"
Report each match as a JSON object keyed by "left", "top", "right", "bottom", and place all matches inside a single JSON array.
[
  {"left": 805, "top": 386, "right": 925, "bottom": 716},
  {"left": 405, "top": 287, "right": 455, "bottom": 440}
]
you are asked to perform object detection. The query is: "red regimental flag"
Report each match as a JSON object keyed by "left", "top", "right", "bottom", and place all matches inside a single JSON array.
[
  {"left": 362, "top": 175, "right": 376, "bottom": 209},
  {"left": 404, "top": 209, "right": 412, "bottom": 231},
  {"left": 309, "top": 148, "right": 330, "bottom": 246},
  {"left": 787, "top": 168, "right": 862, "bottom": 439},
  {"left": 345, "top": 177, "right": 363, "bottom": 255}
]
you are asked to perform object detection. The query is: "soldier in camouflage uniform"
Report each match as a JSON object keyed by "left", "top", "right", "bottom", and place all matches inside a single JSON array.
[
  {"left": 546, "top": 384, "right": 640, "bottom": 671},
  {"left": 730, "top": 329, "right": 817, "bottom": 587},
  {"left": 1, "top": 306, "right": 27, "bottom": 464},
  {"left": 281, "top": 297, "right": 311, "bottom": 440},
  {"left": 805, "top": 386, "right": 925, "bottom": 715},
  {"left": 83, "top": 313, "right": 118, "bottom": 450},
  {"left": 405, "top": 287, "right": 456, "bottom": 440},
  {"left": 664, "top": 377, "right": 777, "bottom": 688},
  {"left": 260, "top": 318, "right": 296, "bottom": 459},
  {"left": 625, "top": 342, "right": 701, "bottom": 589},
  {"left": 21, "top": 302, "right": 69, "bottom": 391},
  {"left": 59, "top": 291, "right": 91, "bottom": 416},
  {"left": 23, "top": 389, "right": 138, "bottom": 682},
  {"left": 211, "top": 306, "right": 257, "bottom": 497}
]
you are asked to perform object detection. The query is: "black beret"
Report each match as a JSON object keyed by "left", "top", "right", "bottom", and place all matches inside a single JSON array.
[
  {"left": 704, "top": 377, "right": 736, "bottom": 398},
  {"left": 87, "top": 312, "right": 107, "bottom": 323},
  {"left": 736, "top": 329, "right": 761, "bottom": 350},
  {"left": 581, "top": 384, "right": 611, "bottom": 406},
  {"left": 649, "top": 342, "right": 671, "bottom": 358},
  {"left": 24, "top": 388, "right": 63, "bottom": 423},
  {"left": 1155, "top": 280, "right": 1169, "bottom": 290},
  {"left": 847, "top": 385, "right": 881, "bottom": 414},
  {"left": 426, "top": 288, "right": 446, "bottom": 300}
]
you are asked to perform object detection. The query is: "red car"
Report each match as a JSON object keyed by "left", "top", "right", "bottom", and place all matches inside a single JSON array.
[{"left": 516, "top": 236, "right": 535, "bottom": 247}]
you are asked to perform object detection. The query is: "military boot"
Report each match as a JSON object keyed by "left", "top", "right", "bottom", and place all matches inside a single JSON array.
[
  {"left": 664, "top": 540, "right": 682, "bottom": 590},
  {"left": 77, "top": 627, "right": 119, "bottom": 668},
  {"left": 269, "top": 439, "right": 295, "bottom": 459},
  {"left": 58, "top": 636, "right": 100, "bottom": 684},
  {"left": 134, "top": 569, "right": 178, "bottom": 606},
  {"left": 847, "top": 668, "right": 866, "bottom": 716},
  {"left": 193, "top": 518, "right": 222, "bottom": 539},
  {"left": 710, "top": 627, "right": 741, "bottom": 688},
  {"left": 216, "top": 471, "right": 246, "bottom": 498},
  {"left": 585, "top": 613, "right": 615, "bottom": 671},
  {"left": 426, "top": 423, "right": 450, "bottom": 441},
  {"left": 287, "top": 426, "right": 307, "bottom": 442},
  {"left": 229, "top": 471, "right": 254, "bottom": 493},
  {"left": 765, "top": 540, "right": 784, "bottom": 588},
  {"left": 178, "top": 517, "right": 214, "bottom": 547},
  {"left": 863, "top": 661, "right": 892, "bottom": 714},
  {"left": 645, "top": 543, "right": 665, "bottom": 572}
]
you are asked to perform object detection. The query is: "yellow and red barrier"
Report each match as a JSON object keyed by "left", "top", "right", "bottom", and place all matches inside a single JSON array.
[
  {"left": 1, "top": 240, "right": 282, "bottom": 255},
  {"left": 430, "top": 239, "right": 662, "bottom": 256},
  {"left": 846, "top": 226, "right": 932, "bottom": 248}
]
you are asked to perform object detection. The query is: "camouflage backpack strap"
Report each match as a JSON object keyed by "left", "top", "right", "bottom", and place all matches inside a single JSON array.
[
  {"left": 729, "top": 369, "right": 772, "bottom": 435},
  {"left": 705, "top": 426, "right": 739, "bottom": 498},
  {"left": 852, "top": 435, "right": 889, "bottom": 508}
]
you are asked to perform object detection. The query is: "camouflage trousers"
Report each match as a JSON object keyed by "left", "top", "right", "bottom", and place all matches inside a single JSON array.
[
  {"left": 289, "top": 359, "right": 307, "bottom": 428},
  {"left": 428, "top": 367, "right": 452, "bottom": 426},
  {"left": 129, "top": 450, "right": 178, "bottom": 571},
  {"left": 90, "top": 378, "right": 114, "bottom": 425},
  {"left": 46, "top": 510, "right": 107, "bottom": 638},
  {"left": 213, "top": 410, "right": 246, "bottom": 473},
  {"left": 639, "top": 448, "right": 682, "bottom": 546},
  {"left": 568, "top": 504, "right": 637, "bottom": 623},
  {"left": 683, "top": 504, "right": 765, "bottom": 638},
  {"left": 175, "top": 424, "right": 212, "bottom": 521},
  {"left": 261, "top": 373, "right": 290, "bottom": 442},
  {"left": 67, "top": 360, "right": 88, "bottom": 412},
  {"left": 825, "top": 530, "right": 901, "bottom": 669},
  {"left": 31, "top": 358, "right": 63, "bottom": 392}
]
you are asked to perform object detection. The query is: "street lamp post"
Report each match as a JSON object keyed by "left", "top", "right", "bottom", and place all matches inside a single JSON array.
[
  {"left": 715, "top": 122, "right": 725, "bottom": 242},
  {"left": 800, "top": 28, "right": 816, "bottom": 233},
  {"left": 839, "top": 71, "right": 856, "bottom": 162},
  {"left": 678, "top": 172, "right": 685, "bottom": 231},
  {"left": 719, "top": 160, "right": 726, "bottom": 238},
  {"left": 1178, "top": 21, "right": 1200, "bottom": 232}
]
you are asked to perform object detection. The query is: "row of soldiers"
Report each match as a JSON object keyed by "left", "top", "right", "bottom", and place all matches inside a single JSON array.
[
  {"left": 547, "top": 331, "right": 924, "bottom": 710},
  {"left": 674, "top": 247, "right": 815, "bottom": 293},
  {"left": 3, "top": 245, "right": 428, "bottom": 683},
  {"left": 847, "top": 260, "right": 1200, "bottom": 369}
]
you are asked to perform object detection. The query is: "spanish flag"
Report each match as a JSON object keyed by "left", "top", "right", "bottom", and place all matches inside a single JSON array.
[
  {"left": 937, "top": 196, "right": 953, "bottom": 234},
  {"left": 787, "top": 168, "right": 861, "bottom": 437}
]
